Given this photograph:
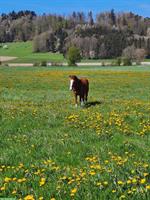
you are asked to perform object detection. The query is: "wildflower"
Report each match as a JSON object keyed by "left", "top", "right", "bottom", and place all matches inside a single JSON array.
[
  {"left": 143, "top": 173, "right": 149, "bottom": 177},
  {"left": 132, "top": 178, "right": 137, "bottom": 184},
  {"left": 118, "top": 181, "right": 124, "bottom": 185},
  {"left": 24, "top": 195, "right": 35, "bottom": 200},
  {"left": 146, "top": 185, "right": 150, "bottom": 190},
  {"left": 39, "top": 197, "right": 43, "bottom": 200},
  {"left": 127, "top": 190, "right": 132, "bottom": 194},
  {"left": 4, "top": 177, "right": 11, "bottom": 182},
  {"left": 17, "top": 178, "right": 26, "bottom": 183},
  {"left": 140, "top": 179, "right": 146, "bottom": 184},
  {"left": 39, "top": 178, "right": 46, "bottom": 186},
  {"left": 12, "top": 190, "right": 17, "bottom": 194},
  {"left": 112, "top": 189, "right": 116, "bottom": 193},
  {"left": 132, "top": 188, "right": 136, "bottom": 192},
  {"left": 0, "top": 186, "right": 6, "bottom": 191},
  {"left": 127, "top": 180, "right": 131, "bottom": 184},
  {"left": 89, "top": 171, "right": 96, "bottom": 175},
  {"left": 103, "top": 181, "right": 108, "bottom": 186},
  {"left": 96, "top": 182, "right": 102, "bottom": 186},
  {"left": 119, "top": 195, "right": 126, "bottom": 199},
  {"left": 71, "top": 188, "right": 77, "bottom": 193},
  {"left": 70, "top": 188, "right": 77, "bottom": 196}
]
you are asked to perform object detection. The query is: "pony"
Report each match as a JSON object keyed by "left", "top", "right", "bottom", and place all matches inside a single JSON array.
[{"left": 69, "top": 75, "right": 89, "bottom": 107}]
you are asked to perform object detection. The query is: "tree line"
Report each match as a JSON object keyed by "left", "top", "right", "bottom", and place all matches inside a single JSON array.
[{"left": 0, "top": 10, "right": 150, "bottom": 58}]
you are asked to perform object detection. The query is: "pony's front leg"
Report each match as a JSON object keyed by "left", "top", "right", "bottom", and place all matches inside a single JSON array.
[{"left": 75, "top": 94, "right": 78, "bottom": 107}]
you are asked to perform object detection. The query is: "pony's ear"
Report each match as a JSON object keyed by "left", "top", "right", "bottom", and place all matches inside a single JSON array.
[
  {"left": 69, "top": 75, "right": 78, "bottom": 80},
  {"left": 74, "top": 76, "right": 78, "bottom": 80}
]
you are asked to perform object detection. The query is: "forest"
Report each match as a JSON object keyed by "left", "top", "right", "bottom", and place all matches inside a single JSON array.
[{"left": 0, "top": 10, "right": 150, "bottom": 59}]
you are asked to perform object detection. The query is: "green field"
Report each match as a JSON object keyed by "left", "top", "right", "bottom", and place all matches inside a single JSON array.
[
  {"left": 0, "top": 65, "right": 150, "bottom": 200},
  {"left": 0, "top": 41, "right": 150, "bottom": 64},
  {"left": 0, "top": 41, "right": 65, "bottom": 63}
]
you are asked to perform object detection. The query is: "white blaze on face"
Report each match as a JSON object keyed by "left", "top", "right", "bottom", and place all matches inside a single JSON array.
[{"left": 69, "top": 79, "right": 74, "bottom": 90}]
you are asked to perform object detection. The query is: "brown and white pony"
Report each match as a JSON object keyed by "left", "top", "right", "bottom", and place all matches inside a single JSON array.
[{"left": 69, "top": 75, "right": 89, "bottom": 107}]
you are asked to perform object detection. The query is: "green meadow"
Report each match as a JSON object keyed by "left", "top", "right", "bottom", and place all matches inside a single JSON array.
[
  {"left": 0, "top": 65, "right": 150, "bottom": 200},
  {"left": 0, "top": 41, "right": 64, "bottom": 63}
]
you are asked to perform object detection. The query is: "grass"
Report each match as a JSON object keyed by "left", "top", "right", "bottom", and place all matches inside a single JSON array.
[
  {"left": 1, "top": 41, "right": 150, "bottom": 64},
  {"left": 0, "top": 41, "right": 65, "bottom": 63},
  {"left": 0, "top": 65, "right": 150, "bottom": 200}
]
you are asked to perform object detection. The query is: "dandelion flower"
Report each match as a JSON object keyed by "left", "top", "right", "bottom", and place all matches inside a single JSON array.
[{"left": 24, "top": 195, "right": 35, "bottom": 200}]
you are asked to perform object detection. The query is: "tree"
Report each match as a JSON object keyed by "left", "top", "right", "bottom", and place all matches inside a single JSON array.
[
  {"left": 122, "top": 45, "right": 136, "bottom": 61},
  {"left": 88, "top": 11, "right": 94, "bottom": 26},
  {"left": 122, "top": 46, "right": 146, "bottom": 64},
  {"left": 110, "top": 9, "right": 116, "bottom": 26},
  {"left": 134, "top": 48, "right": 146, "bottom": 64},
  {"left": 67, "top": 46, "right": 81, "bottom": 66}
]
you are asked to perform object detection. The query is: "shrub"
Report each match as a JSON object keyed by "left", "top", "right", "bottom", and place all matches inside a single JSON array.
[
  {"left": 134, "top": 48, "right": 146, "bottom": 65},
  {"left": 101, "top": 61, "right": 105, "bottom": 66},
  {"left": 33, "top": 62, "right": 40, "bottom": 67},
  {"left": 116, "top": 57, "right": 122, "bottom": 66},
  {"left": 40, "top": 61, "right": 47, "bottom": 67},
  {"left": 67, "top": 46, "right": 81, "bottom": 66},
  {"left": 122, "top": 58, "right": 132, "bottom": 66},
  {"left": 51, "top": 62, "right": 63, "bottom": 66}
]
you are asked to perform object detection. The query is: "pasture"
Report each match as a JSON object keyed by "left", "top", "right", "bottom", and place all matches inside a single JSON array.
[
  {"left": 0, "top": 65, "right": 150, "bottom": 200},
  {"left": 0, "top": 42, "right": 64, "bottom": 63}
]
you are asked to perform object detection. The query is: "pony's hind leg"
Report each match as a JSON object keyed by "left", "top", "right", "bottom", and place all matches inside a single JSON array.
[
  {"left": 84, "top": 92, "right": 88, "bottom": 103},
  {"left": 80, "top": 95, "right": 84, "bottom": 106}
]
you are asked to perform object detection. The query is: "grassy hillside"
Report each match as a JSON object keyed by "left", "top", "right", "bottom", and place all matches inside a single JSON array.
[
  {"left": 0, "top": 66, "right": 150, "bottom": 199},
  {"left": 0, "top": 41, "right": 65, "bottom": 63},
  {"left": 0, "top": 41, "right": 150, "bottom": 64}
]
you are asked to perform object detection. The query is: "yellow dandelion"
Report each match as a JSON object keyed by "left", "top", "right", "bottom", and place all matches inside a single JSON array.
[
  {"left": 132, "top": 178, "right": 137, "bottom": 184},
  {"left": 4, "top": 177, "right": 11, "bottom": 182},
  {"left": 127, "top": 180, "right": 131, "bottom": 184},
  {"left": 118, "top": 181, "right": 124, "bottom": 185},
  {"left": 71, "top": 188, "right": 77, "bottom": 194},
  {"left": 103, "top": 181, "right": 108, "bottom": 186},
  {"left": 140, "top": 179, "right": 146, "bottom": 184},
  {"left": 143, "top": 173, "right": 149, "bottom": 177},
  {"left": 12, "top": 190, "right": 17, "bottom": 194},
  {"left": 24, "top": 195, "right": 35, "bottom": 200},
  {"left": 146, "top": 185, "right": 150, "bottom": 190},
  {"left": 89, "top": 171, "right": 96, "bottom": 176},
  {"left": 96, "top": 182, "right": 102, "bottom": 186},
  {"left": 127, "top": 190, "right": 132, "bottom": 195},
  {"left": 0, "top": 186, "right": 6, "bottom": 191},
  {"left": 39, "top": 178, "right": 46, "bottom": 187}
]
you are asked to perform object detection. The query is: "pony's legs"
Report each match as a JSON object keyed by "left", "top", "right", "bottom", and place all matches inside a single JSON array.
[
  {"left": 80, "top": 95, "right": 84, "bottom": 106},
  {"left": 75, "top": 94, "right": 78, "bottom": 107},
  {"left": 84, "top": 91, "right": 88, "bottom": 103}
]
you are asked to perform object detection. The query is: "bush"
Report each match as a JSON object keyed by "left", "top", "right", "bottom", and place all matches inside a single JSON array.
[
  {"left": 40, "top": 61, "right": 47, "bottom": 67},
  {"left": 116, "top": 58, "right": 122, "bottom": 66},
  {"left": 111, "top": 58, "right": 122, "bottom": 66},
  {"left": 101, "top": 61, "right": 105, "bottom": 66},
  {"left": 122, "top": 58, "right": 132, "bottom": 66},
  {"left": 51, "top": 62, "right": 63, "bottom": 66},
  {"left": 33, "top": 62, "right": 40, "bottom": 67},
  {"left": 67, "top": 46, "right": 81, "bottom": 66}
]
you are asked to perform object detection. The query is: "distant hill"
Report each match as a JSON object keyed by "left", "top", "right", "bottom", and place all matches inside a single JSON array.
[{"left": 0, "top": 10, "right": 150, "bottom": 59}]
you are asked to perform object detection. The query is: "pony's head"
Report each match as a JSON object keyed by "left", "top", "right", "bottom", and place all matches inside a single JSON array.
[{"left": 69, "top": 75, "right": 78, "bottom": 91}]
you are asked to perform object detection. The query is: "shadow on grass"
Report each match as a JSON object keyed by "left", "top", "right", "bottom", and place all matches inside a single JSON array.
[{"left": 84, "top": 100, "right": 103, "bottom": 108}]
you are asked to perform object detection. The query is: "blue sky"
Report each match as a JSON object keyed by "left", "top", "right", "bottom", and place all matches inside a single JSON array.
[{"left": 0, "top": 0, "right": 150, "bottom": 17}]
